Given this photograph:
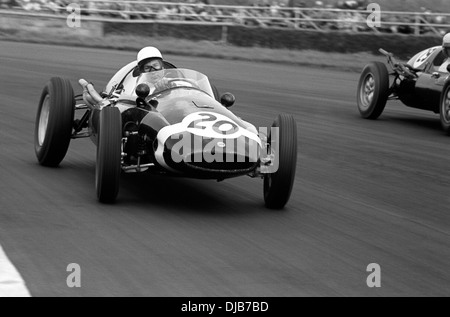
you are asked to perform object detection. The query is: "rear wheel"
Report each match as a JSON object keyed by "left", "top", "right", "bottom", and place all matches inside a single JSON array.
[
  {"left": 34, "top": 77, "right": 75, "bottom": 167},
  {"left": 264, "top": 114, "right": 298, "bottom": 209},
  {"left": 357, "top": 62, "right": 390, "bottom": 119},
  {"left": 96, "top": 107, "right": 122, "bottom": 203},
  {"left": 440, "top": 82, "right": 450, "bottom": 134}
]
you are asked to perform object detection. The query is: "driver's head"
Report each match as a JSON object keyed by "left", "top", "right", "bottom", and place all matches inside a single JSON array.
[
  {"left": 443, "top": 33, "right": 450, "bottom": 58},
  {"left": 137, "top": 47, "right": 165, "bottom": 82}
]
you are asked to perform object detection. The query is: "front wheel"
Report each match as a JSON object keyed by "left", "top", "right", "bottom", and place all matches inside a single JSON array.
[
  {"left": 440, "top": 82, "right": 450, "bottom": 134},
  {"left": 264, "top": 114, "right": 298, "bottom": 209},
  {"left": 34, "top": 77, "right": 75, "bottom": 167},
  {"left": 357, "top": 61, "right": 390, "bottom": 119},
  {"left": 96, "top": 107, "right": 122, "bottom": 203}
]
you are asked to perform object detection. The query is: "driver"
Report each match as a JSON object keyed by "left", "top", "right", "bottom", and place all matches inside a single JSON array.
[
  {"left": 136, "top": 46, "right": 172, "bottom": 94},
  {"left": 440, "top": 32, "right": 450, "bottom": 73},
  {"left": 443, "top": 33, "right": 450, "bottom": 58},
  {"left": 79, "top": 46, "right": 172, "bottom": 107}
]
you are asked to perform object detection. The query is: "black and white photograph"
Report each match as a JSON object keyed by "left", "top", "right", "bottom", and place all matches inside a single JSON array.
[{"left": 0, "top": 0, "right": 449, "bottom": 300}]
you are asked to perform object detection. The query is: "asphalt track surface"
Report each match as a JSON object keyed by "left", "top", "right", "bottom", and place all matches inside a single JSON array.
[{"left": 1, "top": 41, "right": 450, "bottom": 297}]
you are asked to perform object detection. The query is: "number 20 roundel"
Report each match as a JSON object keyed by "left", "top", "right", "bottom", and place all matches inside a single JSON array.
[{"left": 187, "top": 112, "right": 241, "bottom": 138}]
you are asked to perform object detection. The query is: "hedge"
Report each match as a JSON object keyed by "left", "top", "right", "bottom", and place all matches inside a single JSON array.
[
  {"left": 227, "top": 27, "right": 442, "bottom": 59},
  {"left": 104, "top": 22, "right": 442, "bottom": 59},
  {"left": 104, "top": 22, "right": 224, "bottom": 41}
]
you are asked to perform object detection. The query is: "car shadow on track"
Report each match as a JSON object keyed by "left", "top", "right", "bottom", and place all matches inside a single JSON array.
[
  {"left": 117, "top": 172, "right": 264, "bottom": 215},
  {"left": 385, "top": 115, "right": 445, "bottom": 134},
  {"left": 30, "top": 154, "right": 278, "bottom": 215}
]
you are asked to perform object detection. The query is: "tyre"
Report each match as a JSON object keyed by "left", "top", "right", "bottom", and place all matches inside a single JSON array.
[
  {"left": 357, "top": 61, "right": 390, "bottom": 119},
  {"left": 264, "top": 114, "right": 298, "bottom": 209},
  {"left": 440, "top": 82, "right": 450, "bottom": 134},
  {"left": 34, "top": 77, "right": 75, "bottom": 167},
  {"left": 96, "top": 107, "right": 122, "bottom": 203}
]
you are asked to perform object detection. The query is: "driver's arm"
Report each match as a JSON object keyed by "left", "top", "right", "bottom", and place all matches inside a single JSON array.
[{"left": 79, "top": 79, "right": 110, "bottom": 107}]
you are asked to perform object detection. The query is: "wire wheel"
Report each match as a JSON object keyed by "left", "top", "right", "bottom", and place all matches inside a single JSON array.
[
  {"left": 356, "top": 62, "right": 389, "bottom": 120},
  {"left": 359, "top": 74, "right": 375, "bottom": 110}
]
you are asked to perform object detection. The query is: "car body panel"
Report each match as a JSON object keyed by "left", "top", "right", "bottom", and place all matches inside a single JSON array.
[
  {"left": 90, "top": 67, "right": 262, "bottom": 179},
  {"left": 395, "top": 46, "right": 450, "bottom": 113}
]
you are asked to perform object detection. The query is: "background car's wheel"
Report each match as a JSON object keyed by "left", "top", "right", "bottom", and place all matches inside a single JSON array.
[
  {"left": 264, "top": 114, "right": 298, "bottom": 209},
  {"left": 440, "top": 82, "right": 450, "bottom": 134},
  {"left": 96, "top": 107, "right": 122, "bottom": 203},
  {"left": 357, "top": 61, "right": 390, "bottom": 119},
  {"left": 34, "top": 77, "right": 75, "bottom": 167}
]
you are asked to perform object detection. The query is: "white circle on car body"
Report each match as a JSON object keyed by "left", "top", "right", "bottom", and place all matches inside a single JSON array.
[{"left": 413, "top": 47, "right": 437, "bottom": 69}]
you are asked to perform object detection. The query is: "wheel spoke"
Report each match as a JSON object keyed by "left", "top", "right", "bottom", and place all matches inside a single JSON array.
[{"left": 360, "top": 74, "right": 376, "bottom": 109}]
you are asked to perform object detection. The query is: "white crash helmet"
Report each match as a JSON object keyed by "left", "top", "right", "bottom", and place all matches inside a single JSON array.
[
  {"left": 137, "top": 46, "right": 163, "bottom": 65},
  {"left": 443, "top": 33, "right": 450, "bottom": 57}
]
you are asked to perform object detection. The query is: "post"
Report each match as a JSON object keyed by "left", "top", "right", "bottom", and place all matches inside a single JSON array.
[
  {"left": 415, "top": 14, "right": 420, "bottom": 35},
  {"left": 221, "top": 25, "right": 228, "bottom": 44},
  {"left": 153, "top": 22, "right": 158, "bottom": 37}
]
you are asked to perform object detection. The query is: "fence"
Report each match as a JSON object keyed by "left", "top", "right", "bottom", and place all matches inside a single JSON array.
[{"left": 1, "top": 0, "right": 450, "bottom": 36}]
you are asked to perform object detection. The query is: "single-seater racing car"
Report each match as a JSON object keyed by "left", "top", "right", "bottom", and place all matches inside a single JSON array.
[
  {"left": 357, "top": 46, "right": 450, "bottom": 133},
  {"left": 34, "top": 59, "right": 298, "bottom": 209}
]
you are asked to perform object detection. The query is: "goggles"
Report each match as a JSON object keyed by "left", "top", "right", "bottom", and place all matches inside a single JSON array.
[{"left": 143, "top": 60, "right": 163, "bottom": 72}]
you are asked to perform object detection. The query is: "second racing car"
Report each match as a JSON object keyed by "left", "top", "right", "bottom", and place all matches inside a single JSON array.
[{"left": 357, "top": 45, "right": 450, "bottom": 133}]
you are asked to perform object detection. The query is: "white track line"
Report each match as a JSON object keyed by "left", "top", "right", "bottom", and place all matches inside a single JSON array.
[{"left": 0, "top": 245, "right": 31, "bottom": 297}]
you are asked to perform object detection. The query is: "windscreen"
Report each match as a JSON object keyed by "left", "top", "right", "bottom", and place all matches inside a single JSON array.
[{"left": 135, "top": 68, "right": 215, "bottom": 97}]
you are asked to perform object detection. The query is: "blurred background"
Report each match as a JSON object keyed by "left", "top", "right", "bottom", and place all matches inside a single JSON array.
[
  {"left": 0, "top": 1, "right": 449, "bottom": 60},
  {"left": 2, "top": 1, "right": 450, "bottom": 298}
]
